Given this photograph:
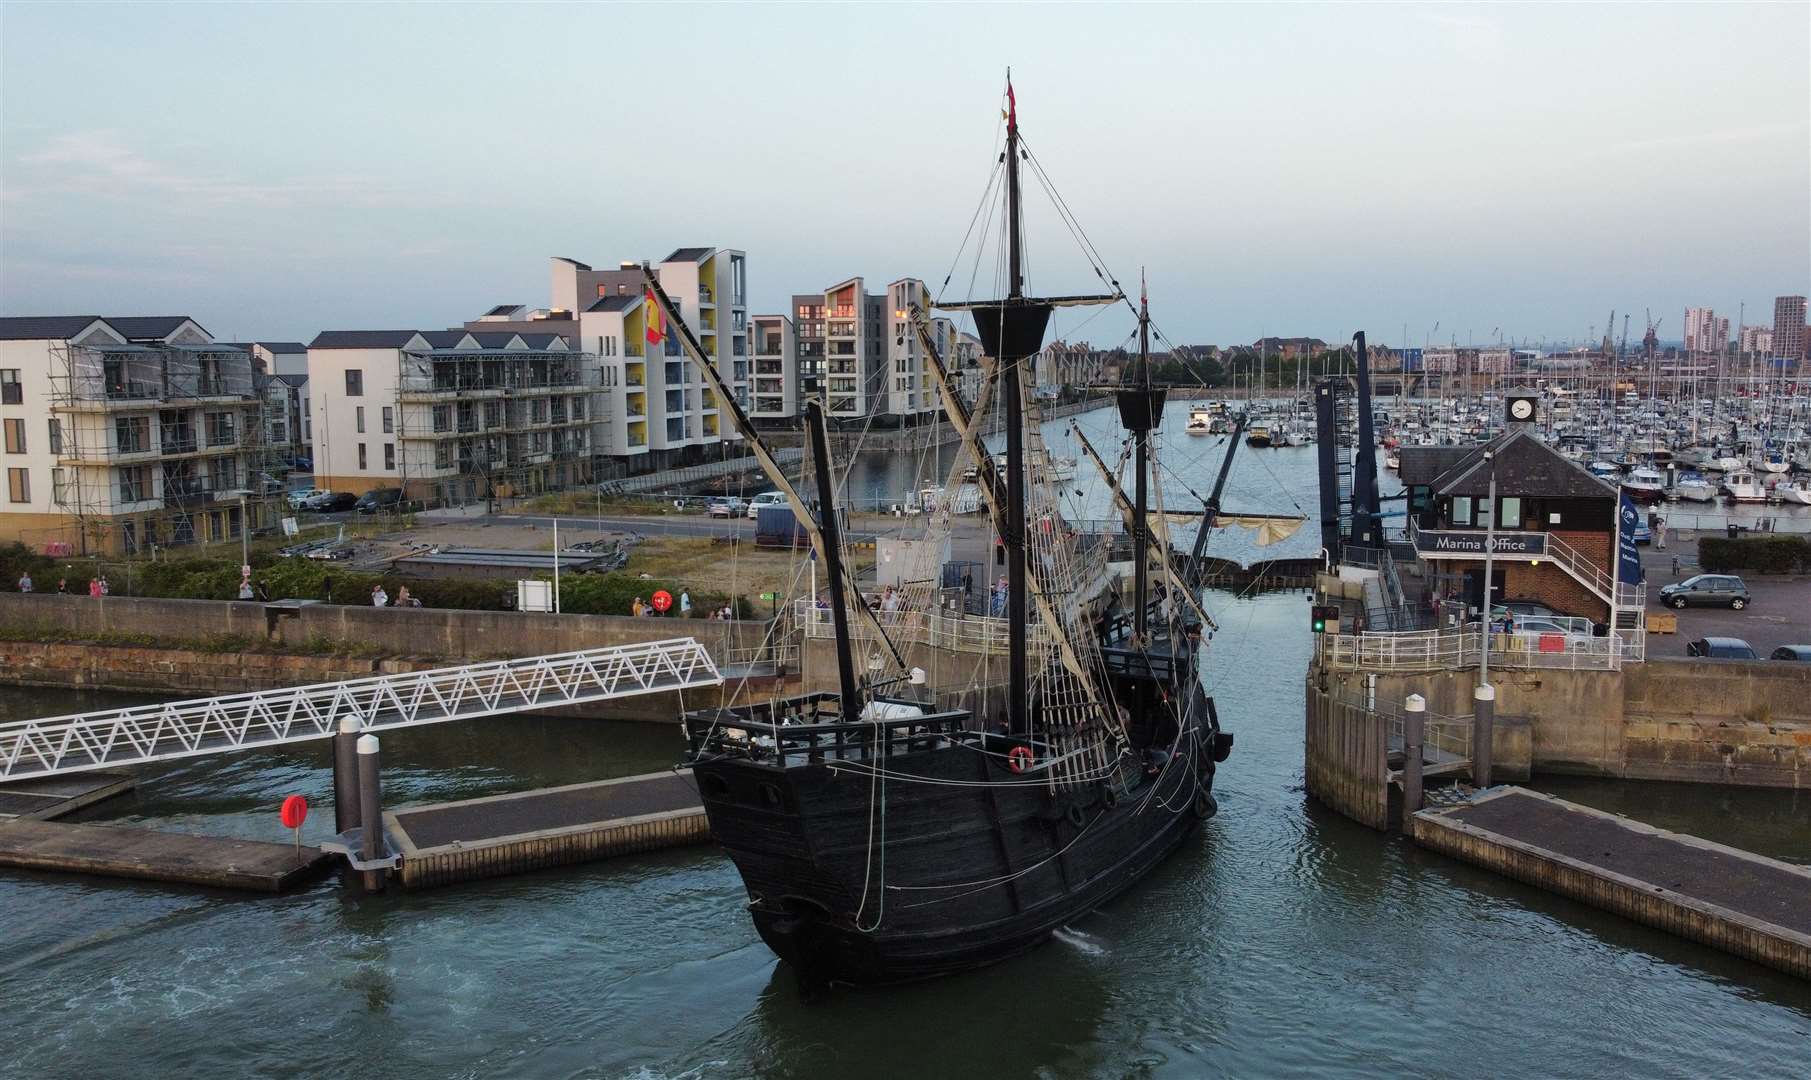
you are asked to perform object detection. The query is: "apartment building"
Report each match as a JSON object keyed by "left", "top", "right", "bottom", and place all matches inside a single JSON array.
[
  {"left": 307, "top": 329, "right": 605, "bottom": 506},
  {"left": 792, "top": 293, "right": 826, "bottom": 411},
  {"left": 0, "top": 316, "right": 277, "bottom": 555},
  {"left": 1739, "top": 325, "right": 1774, "bottom": 356},
  {"left": 1774, "top": 296, "right": 1807, "bottom": 363},
  {"left": 819, "top": 278, "right": 887, "bottom": 422},
  {"left": 880, "top": 278, "right": 962, "bottom": 421},
  {"left": 554, "top": 249, "right": 747, "bottom": 465},
  {"left": 1682, "top": 307, "right": 1730, "bottom": 357},
  {"left": 224, "top": 341, "right": 311, "bottom": 467},
  {"left": 747, "top": 314, "right": 797, "bottom": 425}
]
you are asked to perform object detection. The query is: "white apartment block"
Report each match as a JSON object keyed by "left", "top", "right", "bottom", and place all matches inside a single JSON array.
[
  {"left": 307, "top": 330, "right": 604, "bottom": 505},
  {"left": 555, "top": 249, "right": 746, "bottom": 468},
  {"left": 822, "top": 277, "right": 887, "bottom": 421},
  {"left": 882, "top": 278, "right": 960, "bottom": 421},
  {"left": 1739, "top": 325, "right": 1774, "bottom": 356},
  {"left": 1682, "top": 307, "right": 1730, "bottom": 357},
  {"left": 1, "top": 316, "right": 277, "bottom": 556},
  {"left": 747, "top": 314, "right": 797, "bottom": 424}
]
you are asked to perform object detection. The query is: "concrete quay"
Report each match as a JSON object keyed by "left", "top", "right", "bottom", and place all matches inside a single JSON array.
[
  {"left": 1414, "top": 788, "right": 1810, "bottom": 981},
  {"left": 387, "top": 770, "right": 707, "bottom": 889}
]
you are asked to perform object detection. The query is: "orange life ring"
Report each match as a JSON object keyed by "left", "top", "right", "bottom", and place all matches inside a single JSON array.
[{"left": 1007, "top": 746, "right": 1035, "bottom": 774}]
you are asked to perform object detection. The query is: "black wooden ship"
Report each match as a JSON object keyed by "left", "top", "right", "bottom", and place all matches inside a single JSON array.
[{"left": 644, "top": 83, "right": 1239, "bottom": 989}]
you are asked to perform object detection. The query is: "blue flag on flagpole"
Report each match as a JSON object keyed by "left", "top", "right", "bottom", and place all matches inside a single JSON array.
[{"left": 1616, "top": 492, "right": 1644, "bottom": 586}]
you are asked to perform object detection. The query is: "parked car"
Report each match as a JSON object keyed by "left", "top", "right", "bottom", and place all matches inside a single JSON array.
[
  {"left": 306, "top": 491, "right": 358, "bottom": 512},
  {"left": 287, "top": 456, "right": 313, "bottom": 472},
  {"left": 1660, "top": 574, "right": 1749, "bottom": 610},
  {"left": 1491, "top": 600, "right": 1561, "bottom": 619},
  {"left": 707, "top": 496, "right": 747, "bottom": 518},
  {"left": 1687, "top": 636, "right": 1757, "bottom": 659},
  {"left": 355, "top": 487, "right": 404, "bottom": 514},
  {"left": 287, "top": 487, "right": 326, "bottom": 510},
  {"left": 746, "top": 491, "right": 787, "bottom": 519},
  {"left": 1769, "top": 645, "right": 1811, "bottom": 661},
  {"left": 1632, "top": 521, "right": 1652, "bottom": 545}
]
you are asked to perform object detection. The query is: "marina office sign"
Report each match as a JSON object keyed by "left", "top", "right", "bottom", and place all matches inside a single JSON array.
[{"left": 1413, "top": 530, "right": 1548, "bottom": 558}]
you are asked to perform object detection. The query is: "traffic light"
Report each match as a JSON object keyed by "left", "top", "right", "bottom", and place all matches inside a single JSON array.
[{"left": 1311, "top": 605, "right": 1339, "bottom": 634}]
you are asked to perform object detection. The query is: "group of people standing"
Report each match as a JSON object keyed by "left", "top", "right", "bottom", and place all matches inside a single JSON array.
[{"left": 16, "top": 571, "right": 106, "bottom": 597}]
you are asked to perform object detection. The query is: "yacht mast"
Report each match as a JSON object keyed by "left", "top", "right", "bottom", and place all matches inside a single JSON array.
[{"left": 1002, "top": 79, "right": 1031, "bottom": 734}]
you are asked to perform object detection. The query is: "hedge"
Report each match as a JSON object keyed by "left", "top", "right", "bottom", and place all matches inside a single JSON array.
[
  {"left": 1697, "top": 535, "right": 1811, "bottom": 575},
  {"left": 44, "top": 550, "right": 755, "bottom": 619}
]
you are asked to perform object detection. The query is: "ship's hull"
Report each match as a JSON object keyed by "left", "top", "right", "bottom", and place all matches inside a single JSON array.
[{"left": 692, "top": 695, "right": 1223, "bottom": 988}]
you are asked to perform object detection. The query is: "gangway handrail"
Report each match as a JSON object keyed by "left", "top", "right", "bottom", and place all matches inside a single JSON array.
[{"left": 0, "top": 639, "right": 722, "bottom": 780}]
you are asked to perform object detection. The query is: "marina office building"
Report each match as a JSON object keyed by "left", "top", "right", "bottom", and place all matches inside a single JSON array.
[
  {"left": 1398, "top": 426, "right": 1629, "bottom": 626},
  {"left": 0, "top": 316, "right": 280, "bottom": 556}
]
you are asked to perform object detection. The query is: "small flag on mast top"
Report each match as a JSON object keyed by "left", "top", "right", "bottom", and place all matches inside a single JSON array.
[
  {"left": 644, "top": 287, "right": 665, "bottom": 345},
  {"left": 1005, "top": 80, "right": 1017, "bottom": 131}
]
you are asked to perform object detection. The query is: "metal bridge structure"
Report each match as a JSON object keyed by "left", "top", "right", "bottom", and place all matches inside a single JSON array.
[{"left": 0, "top": 639, "right": 722, "bottom": 781}]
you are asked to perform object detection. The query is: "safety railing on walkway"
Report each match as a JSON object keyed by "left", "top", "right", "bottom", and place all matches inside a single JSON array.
[{"left": 1317, "top": 623, "right": 1643, "bottom": 673}]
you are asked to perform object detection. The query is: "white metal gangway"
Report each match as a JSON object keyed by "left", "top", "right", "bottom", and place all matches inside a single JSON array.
[{"left": 0, "top": 639, "right": 722, "bottom": 781}]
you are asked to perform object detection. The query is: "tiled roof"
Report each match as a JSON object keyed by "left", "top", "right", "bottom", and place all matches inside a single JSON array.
[
  {"left": 466, "top": 332, "right": 521, "bottom": 350},
  {"left": 1397, "top": 446, "right": 1471, "bottom": 486},
  {"left": 309, "top": 330, "right": 422, "bottom": 349},
  {"left": 484, "top": 304, "right": 524, "bottom": 317},
  {"left": 587, "top": 295, "right": 640, "bottom": 313},
  {"left": 108, "top": 316, "right": 201, "bottom": 340},
  {"left": 418, "top": 330, "right": 472, "bottom": 350},
  {"left": 257, "top": 341, "right": 308, "bottom": 354},
  {"left": 663, "top": 247, "right": 713, "bottom": 263},
  {"left": 1429, "top": 427, "right": 1617, "bottom": 499},
  {"left": 518, "top": 333, "right": 565, "bottom": 350},
  {"left": 0, "top": 316, "right": 108, "bottom": 341}
]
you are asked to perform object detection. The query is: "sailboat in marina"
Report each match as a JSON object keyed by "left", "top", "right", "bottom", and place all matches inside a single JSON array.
[{"left": 660, "top": 83, "right": 1235, "bottom": 990}]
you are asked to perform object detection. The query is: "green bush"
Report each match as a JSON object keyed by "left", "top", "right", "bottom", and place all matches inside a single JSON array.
[
  {"left": 0, "top": 542, "right": 52, "bottom": 589},
  {"left": 1698, "top": 535, "right": 1811, "bottom": 574}
]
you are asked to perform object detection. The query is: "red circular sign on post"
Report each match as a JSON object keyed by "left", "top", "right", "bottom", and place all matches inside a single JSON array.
[
  {"left": 280, "top": 794, "right": 308, "bottom": 829},
  {"left": 651, "top": 590, "right": 673, "bottom": 613}
]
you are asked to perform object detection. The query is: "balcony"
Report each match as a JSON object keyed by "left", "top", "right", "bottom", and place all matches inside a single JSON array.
[
  {"left": 625, "top": 342, "right": 645, "bottom": 357},
  {"left": 699, "top": 285, "right": 714, "bottom": 306}
]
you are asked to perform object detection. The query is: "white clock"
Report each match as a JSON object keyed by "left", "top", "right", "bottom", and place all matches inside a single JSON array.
[{"left": 1508, "top": 398, "right": 1535, "bottom": 421}]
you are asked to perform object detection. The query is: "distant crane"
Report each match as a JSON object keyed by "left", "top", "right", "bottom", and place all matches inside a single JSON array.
[
  {"left": 1602, "top": 308, "right": 1616, "bottom": 358},
  {"left": 1619, "top": 313, "right": 1630, "bottom": 366},
  {"left": 1643, "top": 309, "right": 1661, "bottom": 363}
]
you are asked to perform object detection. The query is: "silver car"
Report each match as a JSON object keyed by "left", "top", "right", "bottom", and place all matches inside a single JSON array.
[{"left": 1660, "top": 574, "right": 1749, "bottom": 610}]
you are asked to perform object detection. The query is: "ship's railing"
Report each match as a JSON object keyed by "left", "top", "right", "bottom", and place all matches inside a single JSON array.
[
  {"left": 794, "top": 600, "right": 1047, "bottom": 655},
  {"left": 1317, "top": 624, "right": 1640, "bottom": 673},
  {"left": 684, "top": 693, "right": 978, "bottom": 767}
]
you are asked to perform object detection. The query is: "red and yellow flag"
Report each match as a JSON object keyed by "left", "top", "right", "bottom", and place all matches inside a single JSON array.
[{"left": 644, "top": 288, "right": 665, "bottom": 345}]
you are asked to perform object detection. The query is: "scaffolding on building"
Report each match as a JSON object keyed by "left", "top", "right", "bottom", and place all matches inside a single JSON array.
[
  {"left": 394, "top": 345, "right": 609, "bottom": 509},
  {"left": 46, "top": 339, "right": 284, "bottom": 556}
]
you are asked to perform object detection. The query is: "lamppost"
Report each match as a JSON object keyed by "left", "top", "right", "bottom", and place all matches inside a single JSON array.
[{"left": 1475, "top": 449, "right": 1497, "bottom": 787}]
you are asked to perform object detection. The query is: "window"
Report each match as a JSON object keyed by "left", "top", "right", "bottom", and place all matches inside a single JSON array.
[
  {"left": 345, "top": 370, "right": 363, "bottom": 396},
  {"left": 383, "top": 443, "right": 395, "bottom": 470},
  {"left": 3, "top": 418, "right": 23, "bottom": 454},
  {"left": 6, "top": 467, "right": 28, "bottom": 503},
  {"left": 116, "top": 416, "right": 149, "bottom": 454},
  {"left": 213, "top": 458, "right": 236, "bottom": 490},
  {"left": 434, "top": 443, "right": 452, "bottom": 469},
  {"left": 358, "top": 443, "right": 367, "bottom": 470},
  {"left": 0, "top": 369, "right": 20, "bottom": 405},
  {"left": 205, "top": 412, "right": 234, "bottom": 447},
  {"left": 1499, "top": 497, "right": 1522, "bottom": 529},
  {"left": 47, "top": 418, "right": 61, "bottom": 455},
  {"left": 382, "top": 406, "right": 394, "bottom": 434},
  {"left": 432, "top": 404, "right": 451, "bottom": 433},
  {"left": 119, "top": 465, "right": 148, "bottom": 503},
  {"left": 355, "top": 406, "right": 366, "bottom": 434},
  {"left": 1451, "top": 496, "right": 1473, "bottom": 525}
]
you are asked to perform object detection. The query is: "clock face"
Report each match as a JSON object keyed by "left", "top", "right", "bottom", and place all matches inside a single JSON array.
[{"left": 1509, "top": 398, "right": 1535, "bottom": 421}]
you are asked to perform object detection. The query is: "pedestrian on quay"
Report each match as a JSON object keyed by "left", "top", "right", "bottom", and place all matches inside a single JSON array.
[
  {"left": 395, "top": 584, "right": 411, "bottom": 608},
  {"left": 321, "top": 572, "right": 335, "bottom": 604},
  {"left": 238, "top": 578, "right": 254, "bottom": 600},
  {"left": 56, "top": 578, "right": 67, "bottom": 594},
  {"left": 98, "top": 575, "right": 108, "bottom": 596},
  {"left": 255, "top": 580, "right": 272, "bottom": 603},
  {"left": 679, "top": 589, "right": 692, "bottom": 617},
  {"left": 371, "top": 583, "right": 388, "bottom": 607},
  {"left": 88, "top": 578, "right": 101, "bottom": 598},
  {"left": 632, "top": 596, "right": 645, "bottom": 617},
  {"left": 16, "top": 570, "right": 32, "bottom": 592},
  {"left": 719, "top": 603, "right": 733, "bottom": 620},
  {"left": 1655, "top": 516, "right": 1667, "bottom": 551}
]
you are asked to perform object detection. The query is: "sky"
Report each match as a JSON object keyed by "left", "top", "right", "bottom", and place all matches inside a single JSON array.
[{"left": 2, "top": 2, "right": 1807, "bottom": 351}]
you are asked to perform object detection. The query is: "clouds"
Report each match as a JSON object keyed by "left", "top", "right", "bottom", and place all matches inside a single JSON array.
[{"left": 5, "top": 130, "right": 421, "bottom": 211}]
